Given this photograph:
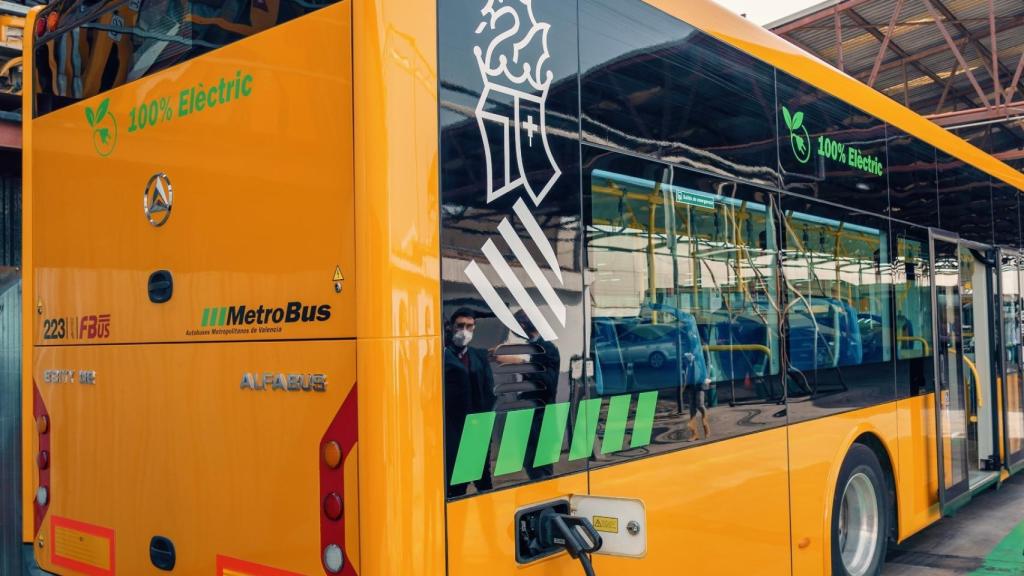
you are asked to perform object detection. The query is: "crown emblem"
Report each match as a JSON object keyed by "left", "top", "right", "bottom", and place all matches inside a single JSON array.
[
  {"left": 466, "top": 0, "right": 567, "bottom": 343},
  {"left": 474, "top": 0, "right": 553, "bottom": 93}
]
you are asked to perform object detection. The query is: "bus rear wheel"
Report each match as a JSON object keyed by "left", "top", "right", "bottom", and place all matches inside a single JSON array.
[{"left": 831, "top": 443, "right": 889, "bottom": 576}]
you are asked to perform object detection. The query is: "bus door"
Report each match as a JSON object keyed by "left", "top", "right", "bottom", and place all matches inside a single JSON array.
[
  {"left": 958, "top": 241, "right": 999, "bottom": 493},
  {"left": 1000, "top": 250, "right": 1024, "bottom": 473},
  {"left": 929, "top": 231, "right": 971, "bottom": 513}
]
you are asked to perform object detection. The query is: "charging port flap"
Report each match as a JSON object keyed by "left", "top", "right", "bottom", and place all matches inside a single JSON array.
[{"left": 570, "top": 495, "right": 647, "bottom": 558}]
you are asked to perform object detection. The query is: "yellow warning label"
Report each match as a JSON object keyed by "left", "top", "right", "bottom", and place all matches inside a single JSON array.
[
  {"left": 54, "top": 525, "right": 111, "bottom": 570},
  {"left": 592, "top": 515, "right": 619, "bottom": 533},
  {"left": 332, "top": 266, "right": 344, "bottom": 282}
]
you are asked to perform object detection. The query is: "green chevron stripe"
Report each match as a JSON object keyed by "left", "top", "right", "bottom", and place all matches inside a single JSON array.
[
  {"left": 494, "top": 408, "right": 536, "bottom": 475},
  {"left": 201, "top": 308, "right": 211, "bottom": 327},
  {"left": 600, "top": 394, "right": 632, "bottom": 454},
  {"left": 569, "top": 398, "right": 603, "bottom": 461},
  {"left": 630, "top": 391, "right": 659, "bottom": 448},
  {"left": 533, "top": 402, "right": 571, "bottom": 467},
  {"left": 450, "top": 412, "right": 496, "bottom": 485},
  {"left": 449, "top": 392, "right": 661, "bottom": 486}
]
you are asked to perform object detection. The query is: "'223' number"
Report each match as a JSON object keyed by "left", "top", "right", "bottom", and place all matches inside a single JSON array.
[{"left": 42, "top": 318, "right": 65, "bottom": 340}]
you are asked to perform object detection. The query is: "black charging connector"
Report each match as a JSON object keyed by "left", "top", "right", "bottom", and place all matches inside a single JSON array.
[{"left": 537, "top": 508, "right": 603, "bottom": 576}]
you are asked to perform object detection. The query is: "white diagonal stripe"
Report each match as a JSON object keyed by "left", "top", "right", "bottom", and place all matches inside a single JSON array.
[
  {"left": 465, "top": 259, "right": 527, "bottom": 340},
  {"left": 513, "top": 198, "right": 562, "bottom": 283},
  {"left": 498, "top": 217, "right": 566, "bottom": 327},
  {"left": 481, "top": 239, "right": 559, "bottom": 341}
]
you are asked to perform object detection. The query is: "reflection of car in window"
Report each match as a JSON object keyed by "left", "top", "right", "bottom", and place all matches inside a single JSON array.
[
  {"left": 591, "top": 305, "right": 707, "bottom": 394},
  {"left": 787, "top": 296, "right": 864, "bottom": 372}
]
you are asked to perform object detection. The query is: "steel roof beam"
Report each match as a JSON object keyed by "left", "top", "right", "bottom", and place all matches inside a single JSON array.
[
  {"left": 867, "top": 0, "right": 905, "bottom": 87},
  {"left": 927, "top": 101, "right": 1024, "bottom": 126},
  {"left": 772, "top": 0, "right": 876, "bottom": 35},
  {"left": 922, "top": 0, "right": 992, "bottom": 107},
  {"left": 926, "top": 0, "right": 1024, "bottom": 105},
  {"left": 845, "top": 8, "right": 981, "bottom": 110},
  {"left": 852, "top": 16, "right": 1024, "bottom": 80},
  {"left": 787, "top": 16, "right": 1024, "bottom": 31}
]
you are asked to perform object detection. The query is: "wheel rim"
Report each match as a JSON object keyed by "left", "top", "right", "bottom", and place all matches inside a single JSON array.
[
  {"left": 838, "top": 472, "right": 880, "bottom": 576},
  {"left": 650, "top": 353, "right": 664, "bottom": 368}
]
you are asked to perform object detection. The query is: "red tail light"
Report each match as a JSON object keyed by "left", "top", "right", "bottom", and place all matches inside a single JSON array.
[
  {"left": 319, "top": 384, "right": 357, "bottom": 575},
  {"left": 34, "top": 17, "right": 44, "bottom": 37}
]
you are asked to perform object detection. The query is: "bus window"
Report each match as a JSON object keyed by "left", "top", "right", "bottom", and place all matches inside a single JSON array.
[
  {"left": 893, "top": 224, "right": 934, "bottom": 399},
  {"left": 585, "top": 148, "right": 784, "bottom": 463},
  {"left": 887, "top": 130, "right": 939, "bottom": 228},
  {"left": 782, "top": 196, "right": 895, "bottom": 420},
  {"left": 579, "top": 0, "right": 780, "bottom": 189},
  {"left": 33, "top": 0, "right": 340, "bottom": 116}
]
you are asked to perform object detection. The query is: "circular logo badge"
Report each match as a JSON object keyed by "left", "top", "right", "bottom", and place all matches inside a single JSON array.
[{"left": 143, "top": 173, "right": 173, "bottom": 227}]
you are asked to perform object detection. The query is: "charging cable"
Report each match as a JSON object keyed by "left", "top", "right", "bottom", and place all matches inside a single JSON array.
[{"left": 538, "top": 509, "right": 603, "bottom": 576}]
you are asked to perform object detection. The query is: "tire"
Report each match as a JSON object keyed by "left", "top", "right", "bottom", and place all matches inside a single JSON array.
[
  {"left": 648, "top": 351, "right": 666, "bottom": 369},
  {"left": 831, "top": 443, "right": 889, "bottom": 576}
]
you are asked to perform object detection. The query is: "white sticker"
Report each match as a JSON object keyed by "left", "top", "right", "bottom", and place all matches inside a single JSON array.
[{"left": 108, "top": 14, "right": 123, "bottom": 41}]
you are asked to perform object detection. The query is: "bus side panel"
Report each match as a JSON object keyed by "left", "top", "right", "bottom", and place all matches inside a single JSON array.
[
  {"left": 32, "top": 341, "right": 357, "bottom": 575},
  {"left": 895, "top": 394, "right": 941, "bottom": 540},
  {"left": 351, "top": 0, "right": 446, "bottom": 571},
  {"left": 356, "top": 337, "right": 446, "bottom": 576},
  {"left": 446, "top": 474, "right": 589, "bottom": 576},
  {"left": 589, "top": 429, "right": 791, "bottom": 575},
  {"left": 21, "top": 5, "right": 39, "bottom": 544},
  {"left": 787, "top": 403, "right": 899, "bottom": 576}
]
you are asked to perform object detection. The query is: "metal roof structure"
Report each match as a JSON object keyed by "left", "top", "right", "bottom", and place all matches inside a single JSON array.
[{"left": 768, "top": 0, "right": 1024, "bottom": 171}]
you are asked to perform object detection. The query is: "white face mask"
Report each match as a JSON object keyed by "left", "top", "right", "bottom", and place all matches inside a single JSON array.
[{"left": 452, "top": 329, "right": 473, "bottom": 348}]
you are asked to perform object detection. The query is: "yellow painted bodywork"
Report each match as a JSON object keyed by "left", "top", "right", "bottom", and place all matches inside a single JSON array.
[
  {"left": 30, "top": 6, "right": 355, "bottom": 345},
  {"left": 22, "top": 0, "right": 1022, "bottom": 573},
  {"left": 787, "top": 405, "right": 898, "bottom": 575},
  {"left": 21, "top": 5, "right": 39, "bottom": 545},
  {"left": 590, "top": 429, "right": 792, "bottom": 575},
  {"left": 351, "top": 0, "right": 445, "bottom": 573},
  {"left": 447, "top": 474, "right": 588, "bottom": 575},
  {"left": 896, "top": 394, "right": 942, "bottom": 539},
  {"left": 33, "top": 341, "right": 359, "bottom": 574}
]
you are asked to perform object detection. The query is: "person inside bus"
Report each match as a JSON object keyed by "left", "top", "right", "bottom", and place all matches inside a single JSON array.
[
  {"left": 443, "top": 308, "right": 496, "bottom": 495},
  {"left": 676, "top": 311, "right": 712, "bottom": 441}
]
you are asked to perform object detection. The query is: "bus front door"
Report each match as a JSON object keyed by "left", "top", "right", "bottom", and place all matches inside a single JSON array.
[
  {"left": 929, "top": 231, "right": 972, "bottom": 514},
  {"left": 1001, "top": 250, "right": 1024, "bottom": 473}
]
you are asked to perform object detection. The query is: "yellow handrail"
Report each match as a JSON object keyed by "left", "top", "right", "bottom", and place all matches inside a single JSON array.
[
  {"left": 704, "top": 344, "right": 772, "bottom": 355},
  {"left": 961, "top": 354, "right": 983, "bottom": 410},
  {"left": 897, "top": 335, "right": 931, "bottom": 356}
]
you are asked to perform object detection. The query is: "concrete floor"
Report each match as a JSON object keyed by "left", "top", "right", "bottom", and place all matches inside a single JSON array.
[{"left": 884, "top": 473, "right": 1024, "bottom": 575}]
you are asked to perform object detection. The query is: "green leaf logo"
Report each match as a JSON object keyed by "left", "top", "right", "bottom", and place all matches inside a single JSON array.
[
  {"left": 86, "top": 97, "right": 118, "bottom": 158},
  {"left": 95, "top": 98, "right": 109, "bottom": 123},
  {"left": 791, "top": 111, "right": 804, "bottom": 131},
  {"left": 783, "top": 105, "right": 812, "bottom": 165}
]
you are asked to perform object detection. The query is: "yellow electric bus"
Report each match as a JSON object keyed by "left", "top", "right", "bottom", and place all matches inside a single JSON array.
[{"left": 21, "top": 0, "right": 1024, "bottom": 574}]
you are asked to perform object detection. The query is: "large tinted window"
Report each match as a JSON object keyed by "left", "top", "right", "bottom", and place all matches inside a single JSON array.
[
  {"left": 938, "top": 155, "right": 992, "bottom": 244},
  {"left": 781, "top": 195, "right": 894, "bottom": 421},
  {"left": 887, "top": 131, "right": 938, "bottom": 228},
  {"left": 992, "top": 179, "right": 1020, "bottom": 248},
  {"left": 34, "top": 0, "right": 340, "bottom": 116},
  {"left": 585, "top": 148, "right": 784, "bottom": 461},
  {"left": 580, "top": 0, "right": 779, "bottom": 188},
  {"left": 777, "top": 73, "right": 888, "bottom": 215},
  {"left": 893, "top": 224, "right": 934, "bottom": 398},
  {"left": 439, "top": 0, "right": 583, "bottom": 499}
]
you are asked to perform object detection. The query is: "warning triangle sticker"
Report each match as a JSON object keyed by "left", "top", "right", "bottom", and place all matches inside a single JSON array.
[{"left": 333, "top": 266, "right": 344, "bottom": 282}]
